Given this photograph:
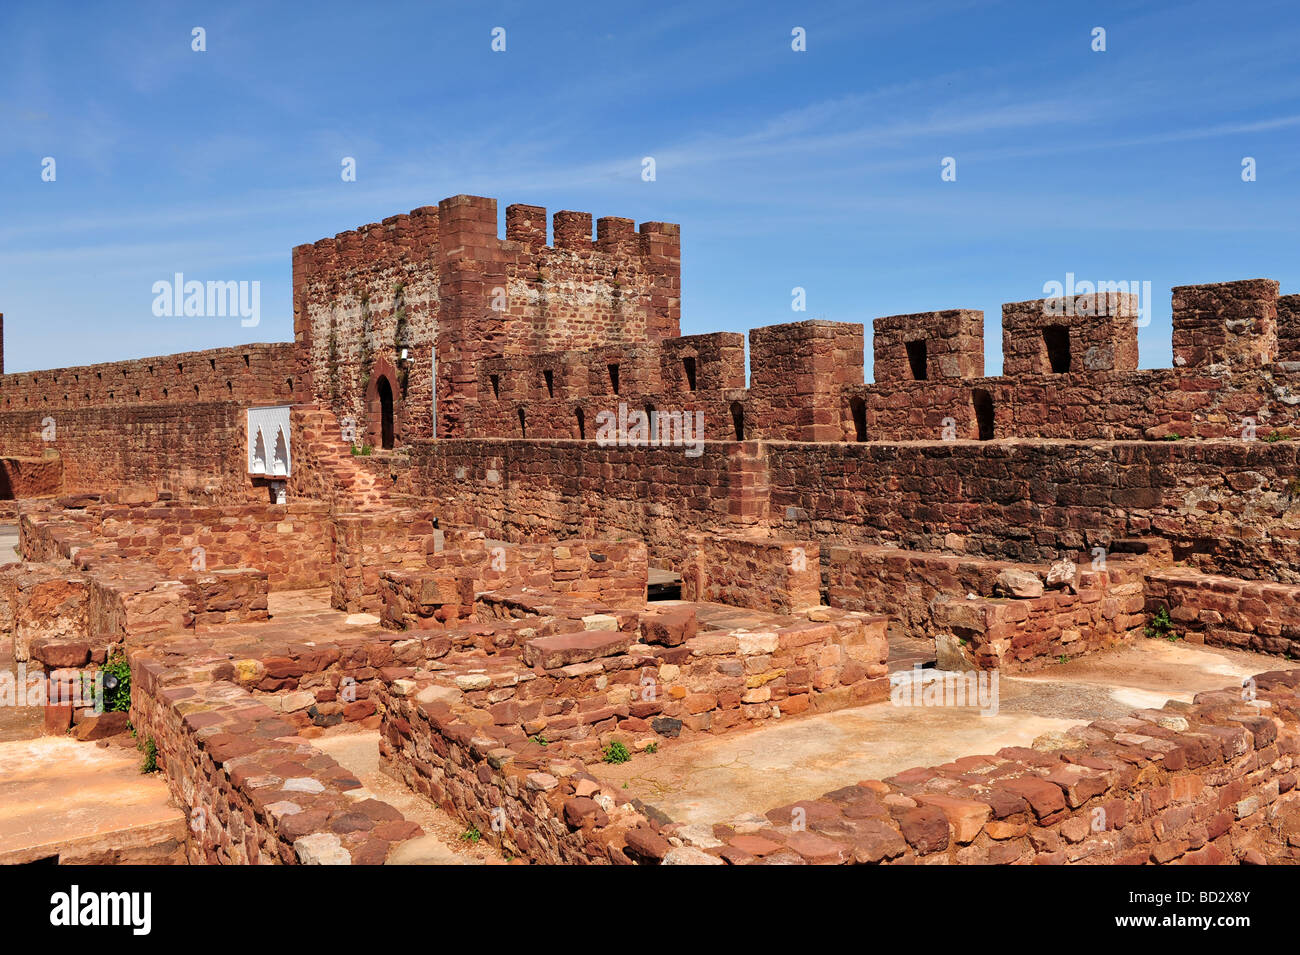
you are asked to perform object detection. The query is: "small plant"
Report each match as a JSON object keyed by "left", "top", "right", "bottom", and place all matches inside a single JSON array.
[
  {"left": 602, "top": 741, "right": 631, "bottom": 764},
  {"left": 140, "top": 737, "right": 159, "bottom": 774},
  {"left": 1162, "top": 433, "right": 1182, "bottom": 441},
  {"left": 102, "top": 649, "right": 132, "bottom": 713},
  {"left": 1264, "top": 431, "right": 1289, "bottom": 443},
  {"left": 460, "top": 825, "right": 481, "bottom": 844},
  {"left": 1144, "top": 606, "right": 1180, "bottom": 642},
  {"left": 644, "top": 742, "right": 658, "bottom": 754},
  {"left": 1056, "top": 654, "right": 1069, "bottom": 665},
  {"left": 529, "top": 733, "right": 549, "bottom": 748},
  {"left": 350, "top": 443, "right": 373, "bottom": 457}
]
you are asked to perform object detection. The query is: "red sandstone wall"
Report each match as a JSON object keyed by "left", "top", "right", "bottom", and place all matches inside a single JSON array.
[
  {"left": 712, "top": 669, "right": 1300, "bottom": 865},
  {"left": 681, "top": 534, "right": 821, "bottom": 612},
  {"left": 0, "top": 342, "right": 299, "bottom": 412},
  {"left": 394, "top": 437, "right": 1300, "bottom": 585},
  {"left": 0, "top": 403, "right": 254, "bottom": 501},
  {"left": 1146, "top": 570, "right": 1300, "bottom": 656},
  {"left": 292, "top": 194, "right": 681, "bottom": 446},
  {"left": 852, "top": 365, "right": 1300, "bottom": 443},
  {"left": 90, "top": 501, "right": 334, "bottom": 591},
  {"left": 129, "top": 653, "right": 419, "bottom": 864},
  {"left": 330, "top": 508, "right": 438, "bottom": 612}
]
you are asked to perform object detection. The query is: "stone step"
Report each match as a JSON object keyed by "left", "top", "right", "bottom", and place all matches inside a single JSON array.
[{"left": 523, "top": 630, "right": 635, "bottom": 669}]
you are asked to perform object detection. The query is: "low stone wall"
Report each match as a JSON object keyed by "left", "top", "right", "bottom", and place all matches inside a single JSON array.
[
  {"left": 0, "top": 455, "right": 63, "bottom": 498},
  {"left": 826, "top": 545, "right": 1028, "bottom": 633},
  {"left": 180, "top": 568, "right": 269, "bottom": 626},
  {"left": 376, "top": 602, "right": 889, "bottom": 862},
  {"left": 330, "top": 507, "right": 438, "bottom": 612},
  {"left": 705, "top": 669, "right": 1300, "bottom": 865},
  {"left": 379, "top": 538, "right": 649, "bottom": 630},
  {"left": 640, "top": 606, "right": 890, "bottom": 731},
  {"left": 827, "top": 545, "right": 1147, "bottom": 671},
  {"left": 128, "top": 651, "right": 422, "bottom": 865},
  {"left": 379, "top": 678, "right": 663, "bottom": 864},
  {"left": 682, "top": 534, "right": 820, "bottom": 613},
  {"left": 1146, "top": 570, "right": 1300, "bottom": 657},
  {"left": 0, "top": 562, "right": 88, "bottom": 662},
  {"left": 933, "top": 564, "right": 1147, "bottom": 671},
  {"left": 91, "top": 499, "right": 333, "bottom": 591},
  {"left": 19, "top": 496, "right": 330, "bottom": 593}
]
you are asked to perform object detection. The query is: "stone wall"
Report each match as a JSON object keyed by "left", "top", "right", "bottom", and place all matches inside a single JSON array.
[
  {"left": 129, "top": 652, "right": 421, "bottom": 864},
  {"left": 0, "top": 455, "right": 62, "bottom": 499},
  {"left": 1002, "top": 293, "right": 1139, "bottom": 377},
  {"left": 0, "top": 343, "right": 299, "bottom": 412},
  {"left": 0, "top": 403, "right": 255, "bottom": 501},
  {"left": 292, "top": 195, "right": 681, "bottom": 446},
  {"left": 395, "top": 437, "right": 1300, "bottom": 585},
  {"left": 379, "top": 538, "right": 648, "bottom": 630},
  {"left": 375, "top": 602, "right": 889, "bottom": 863},
  {"left": 91, "top": 500, "right": 333, "bottom": 591},
  {"left": 932, "top": 564, "right": 1147, "bottom": 671},
  {"left": 681, "top": 534, "right": 821, "bottom": 612},
  {"left": 707, "top": 669, "right": 1300, "bottom": 865},
  {"left": 1145, "top": 569, "right": 1300, "bottom": 657},
  {"left": 329, "top": 508, "right": 438, "bottom": 612}
]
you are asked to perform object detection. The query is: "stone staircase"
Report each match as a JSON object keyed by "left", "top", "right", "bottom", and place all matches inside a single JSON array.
[{"left": 293, "top": 404, "right": 397, "bottom": 512}]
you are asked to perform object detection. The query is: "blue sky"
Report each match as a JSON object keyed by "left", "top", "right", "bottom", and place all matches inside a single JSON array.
[{"left": 2, "top": 0, "right": 1299, "bottom": 378}]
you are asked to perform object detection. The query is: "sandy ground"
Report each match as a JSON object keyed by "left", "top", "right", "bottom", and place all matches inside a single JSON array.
[
  {"left": 591, "top": 638, "right": 1292, "bottom": 827},
  {"left": 0, "top": 734, "right": 183, "bottom": 863}
]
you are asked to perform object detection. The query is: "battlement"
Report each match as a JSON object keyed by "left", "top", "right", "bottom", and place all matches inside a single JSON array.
[
  {"left": 873, "top": 309, "right": 983, "bottom": 383},
  {"left": 456, "top": 276, "right": 1297, "bottom": 445},
  {"left": 1002, "top": 293, "right": 1139, "bottom": 376},
  {"left": 1172, "top": 278, "right": 1278, "bottom": 369},
  {"left": 0, "top": 342, "right": 299, "bottom": 411},
  {"left": 292, "top": 194, "right": 682, "bottom": 445},
  {"left": 1280, "top": 294, "right": 1300, "bottom": 364}
]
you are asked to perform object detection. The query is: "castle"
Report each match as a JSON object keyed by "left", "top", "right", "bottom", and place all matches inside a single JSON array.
[{"left": 2, "top": 194, "right": 1299, "bottom": 867}]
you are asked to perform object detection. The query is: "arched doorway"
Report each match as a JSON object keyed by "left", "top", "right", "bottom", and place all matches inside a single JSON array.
[
  {"left": 364, "top": 357, "right": 401, "bottom": 451},
  {"left": 377, "top": 377, "right": 395, "bottom": 450}
]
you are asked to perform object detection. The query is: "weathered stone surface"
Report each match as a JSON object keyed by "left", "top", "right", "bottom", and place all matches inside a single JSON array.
[{"left": 994, "top": 569, "right": 1044, "bottom": 599}]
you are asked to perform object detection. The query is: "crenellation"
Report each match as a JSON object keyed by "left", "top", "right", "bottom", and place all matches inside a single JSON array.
[
  {"left": 9, "top": 194, "right": 1300, "bottom": 869},
  {"left": 1173, "top": 278, "right": 1279, "bottom": 370},
  {"left": 1002, "top": 293, "right": 1139, "bottom": 377},
  {"left": 505, "top": 203, "right": 547, "bottom": 249},
  {"left": 873, "top": 309, "right": 984, "bottom": 383},
  {"left": 1279, "top": 294, "right": 1300, "bottom": 364}
]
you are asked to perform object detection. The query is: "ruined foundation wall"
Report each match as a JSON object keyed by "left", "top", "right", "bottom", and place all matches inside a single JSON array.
[
  {"left": 1146, "top": 570, "right": 1300, "bottom": 657},
  {"left": 713, "top": 670, "right": 1300, "bottom": 865},
  {"left": 129, "top": 654, "right": 420, "bottom": 865},
  {"left": 89, "top": 501, "right": 334, "bottom": 591}
]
